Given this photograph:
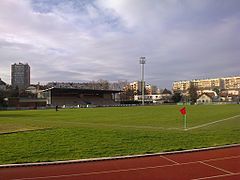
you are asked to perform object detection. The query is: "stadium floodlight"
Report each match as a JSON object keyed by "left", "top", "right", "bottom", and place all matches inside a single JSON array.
[{"left": 139, "top": 57, "right": 146, "bottom": 105}]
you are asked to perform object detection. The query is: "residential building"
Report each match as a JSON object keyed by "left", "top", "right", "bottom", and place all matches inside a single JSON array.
[
  {"left": 222, "top": 76, "right": 240, "bottom": 90},
  {"left": 173, "top": 76, "right": 239, "bottom": 93},
  {"left": 134, "top": 94, "right": 172, "bottom": 104},
  {"left": 196, "top": 93, "right": 215, "bottom": 104},
  {"left": 134, "top": 94, "right": 162, "bottom": 103},
  {"left": 129, "top": 81, "right": 145, "bottom": 95},
  {"left": 0, "top": 78, "right": 7, "bottom": 91},
  {"left": 11, "top": 63, "right": 30, "bottom": 90},
  {"left": 197, "top": 90, "right": 217, "bottom": 97},
  {"left": 172, "top": 80, "right": 190, "bottom": 92},
  {"left": 145, "top": 84, "right": 152, "bottom": 95},
  {"left": 134, "top": 89, "right": 172, "bottom": 103}
]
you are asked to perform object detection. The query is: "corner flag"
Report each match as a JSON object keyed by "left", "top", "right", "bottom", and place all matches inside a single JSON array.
[
  {"left": 180, "top": 107, "right": 187, "bottom": 129},
  {"left": 180, "top": 107, "right": 186, "bottom": 115}
]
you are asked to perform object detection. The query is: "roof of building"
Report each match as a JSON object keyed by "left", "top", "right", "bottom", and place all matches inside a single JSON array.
[
  {"left": 26, "top": 86, "right": 37, "bottom": 90},
  {"left": 162, "top": 88, "right": 172, "bottom": 94},
  {"left": 0, "top": 78, "right": 6, "bottom": 86},
  {"left": 41, "top": 87, "right": 122, "bottom": 94}
]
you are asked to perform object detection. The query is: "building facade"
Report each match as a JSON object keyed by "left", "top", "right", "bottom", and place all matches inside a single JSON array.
[
  {"left": 134, "top": 93, "right": 172, "bottom": 104},
  {"left": 0, "top": 78, "right": 7, "bottom": 91},
  {"left": 196, "top": 93, "right": 214, "bottom": 104},
  {"left": 172, "top": 80, "right": 190, "bottom": 92},
  {"left": 11, "top": 63, "right": 30, "bottom": 90},
  {"left": 173, "top": 76, "right": 240, "bottom": 93},
  {"left": 38, "top": 88, "right": 120, "bottom": 106},
  {"left": 221, "top": 77, "right": 240, "bottom": 90},
  {"left": 129, "top": 81, "right": 143, "bottom": 95}
]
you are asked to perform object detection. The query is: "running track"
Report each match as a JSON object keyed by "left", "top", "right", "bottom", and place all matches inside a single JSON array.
[{"left": 1, "top": 146, "right": 239, "bottom": 180}]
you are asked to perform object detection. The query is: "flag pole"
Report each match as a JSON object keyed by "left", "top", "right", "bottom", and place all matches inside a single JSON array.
[
  {"left": 180, "top": 107, "right": 187, "bottom": 130},
  {"left": 184, "top": 114, "right": 187, "bottom": 130}
]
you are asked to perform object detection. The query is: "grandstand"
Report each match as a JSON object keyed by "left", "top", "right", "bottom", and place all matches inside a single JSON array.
[{"left": 39, "top": 87, "right": 121, "bottom": 107}]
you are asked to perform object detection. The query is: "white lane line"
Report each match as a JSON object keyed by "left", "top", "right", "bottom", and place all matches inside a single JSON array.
[
  {"left": 186, "top": 114, "right": 240, "bottom": 131},
  {"left": 192, "top": 172, "right": 240, "bottom": 180},
  {"left": 203, "top": 155, "right": 240, "bottom": 163},
  {"left": 199, "top": 161, "right": 233, "bottom": 174},
  {"left": 13, "top": 162, "right": 198, "bottom": 180},
  {"left": 160, "top": 156, "right": 180, "bottom": 164},
  {"left": 13, "top": 155, "right": 240, "bottom": 180}
]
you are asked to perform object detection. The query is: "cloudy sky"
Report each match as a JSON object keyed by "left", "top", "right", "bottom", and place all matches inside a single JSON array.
[{"left": 0, "top": 0, "right": 239, "bottom": 88}]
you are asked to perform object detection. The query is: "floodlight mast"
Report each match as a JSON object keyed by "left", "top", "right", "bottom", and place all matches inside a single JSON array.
[{"left": 139, "top": 57, "right": 146, "bottom": 105}]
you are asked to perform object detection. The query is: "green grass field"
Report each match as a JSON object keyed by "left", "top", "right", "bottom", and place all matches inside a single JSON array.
[{"left": 0, "top": 104, "right": 239, "bottom": 165}]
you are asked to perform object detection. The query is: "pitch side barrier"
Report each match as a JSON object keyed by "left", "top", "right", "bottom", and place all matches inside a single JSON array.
[
  {"left": 59, "top": 103, "right": 173, "bottom": 109},
  {"left": 0, "top": 106, "right": 47, "bottom": 111},
  {"left": 60, "top": 104, "right": 142, "bottom": 109},
  {"left": 0, "top": 103, "right": 207, "bottom": 111},
  {"left": 5, "top": 102, "right": 238, "bottom": 111},
  {"left": 51, "top": 103, "right": 163, "bottom": 109},
  {"left": 0, "top": 104, "right": 155, "bottom": 110}
]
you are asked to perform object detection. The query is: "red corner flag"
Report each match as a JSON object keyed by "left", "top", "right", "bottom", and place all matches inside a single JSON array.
[{"left": 180, "top": 107, "right": 186, "bottom": 115}]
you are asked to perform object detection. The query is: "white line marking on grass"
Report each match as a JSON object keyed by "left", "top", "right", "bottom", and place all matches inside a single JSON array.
[
  {"left": 192, "top": 172, "right": 240, "bottom": 180},
  {"left": 12, "top": 155, "right": 240, "bottom": 180},
  {"left": 59, "top": 121, "right": 182, "bottom": 131},
  {"left": 105, "top": 124, "right": 181, "bottom": 130},
  {"left": 186, "top": 114, "right": 240, "bottom": 131}
]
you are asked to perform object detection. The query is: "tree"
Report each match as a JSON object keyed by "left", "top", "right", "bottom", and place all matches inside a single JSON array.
[
  {"left": 109, "top": 80, "right": 128, "bottom": 90},
  {"left": 87, "top": 79, "right": 110, "bottom": 90},
  {"left": 151, "top": 85, "right": 158, "bottom": 94},
  {"left": 189, "top": 83, "right": 198, "bottom": 104},
  {"left": 0, "top": 90, "right": 8, "bottom": 107},
  {"left": 97, "top": 79, "right": 109, "bottom": 90},
  {"left": 121, "top": 88, "right": 135, "bottom": 101},
  {"left": 213, "top": 88, "right": 220, "bottom": 96},
  {"left": 9, "top": 86, "right": 19, "bottom": 97},
  {"left": 0, "top": 90, "right": 5, "bottom": 106},
  {"left": 120, "top": 84, "right": 135, "bottom": 101},
  {"left": 172, "top": 92, "right": 182, "bottom": 103}
]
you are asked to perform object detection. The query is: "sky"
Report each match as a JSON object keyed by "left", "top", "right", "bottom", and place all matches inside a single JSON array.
[{"left": 0, "top": 0, "right": 239, "bottom": 89}]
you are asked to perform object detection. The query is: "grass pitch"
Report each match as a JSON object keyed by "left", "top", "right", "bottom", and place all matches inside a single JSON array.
[{"left": 0, "top": 104, "right": 239, "bottom": 164}]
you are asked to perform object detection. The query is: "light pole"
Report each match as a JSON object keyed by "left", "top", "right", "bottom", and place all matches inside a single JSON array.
[{"left": 139, "top": 57, "right": 146, "bottom": 105}]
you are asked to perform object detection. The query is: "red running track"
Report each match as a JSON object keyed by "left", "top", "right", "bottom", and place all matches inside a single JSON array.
[{"left": 0, "top": 146, "right": 240, "bottom": 180}]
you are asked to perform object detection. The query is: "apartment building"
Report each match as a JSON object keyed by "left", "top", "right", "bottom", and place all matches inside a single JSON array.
[
  {"left": 173, "top": 76, "right": 240, "bottom": 92},
  {"left": 129, "top": 81, "right": 145, "bottom": 94},
  {"left": 172, "top": 80, "right": 190, "bottom": 92},
  {"left": 222, "top": 76, "right": 240, "bottom": 90},
  {"left": 11, "top": 63, "right": 30, "bottom": 90}
]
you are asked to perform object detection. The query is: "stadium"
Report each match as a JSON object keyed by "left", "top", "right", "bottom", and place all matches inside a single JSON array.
[
  {"left": 1, "top": 0, "right": 240, "bottom": 178},
  {"left": 39, "top": 87, "right": 121, "bottom": 107}
]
